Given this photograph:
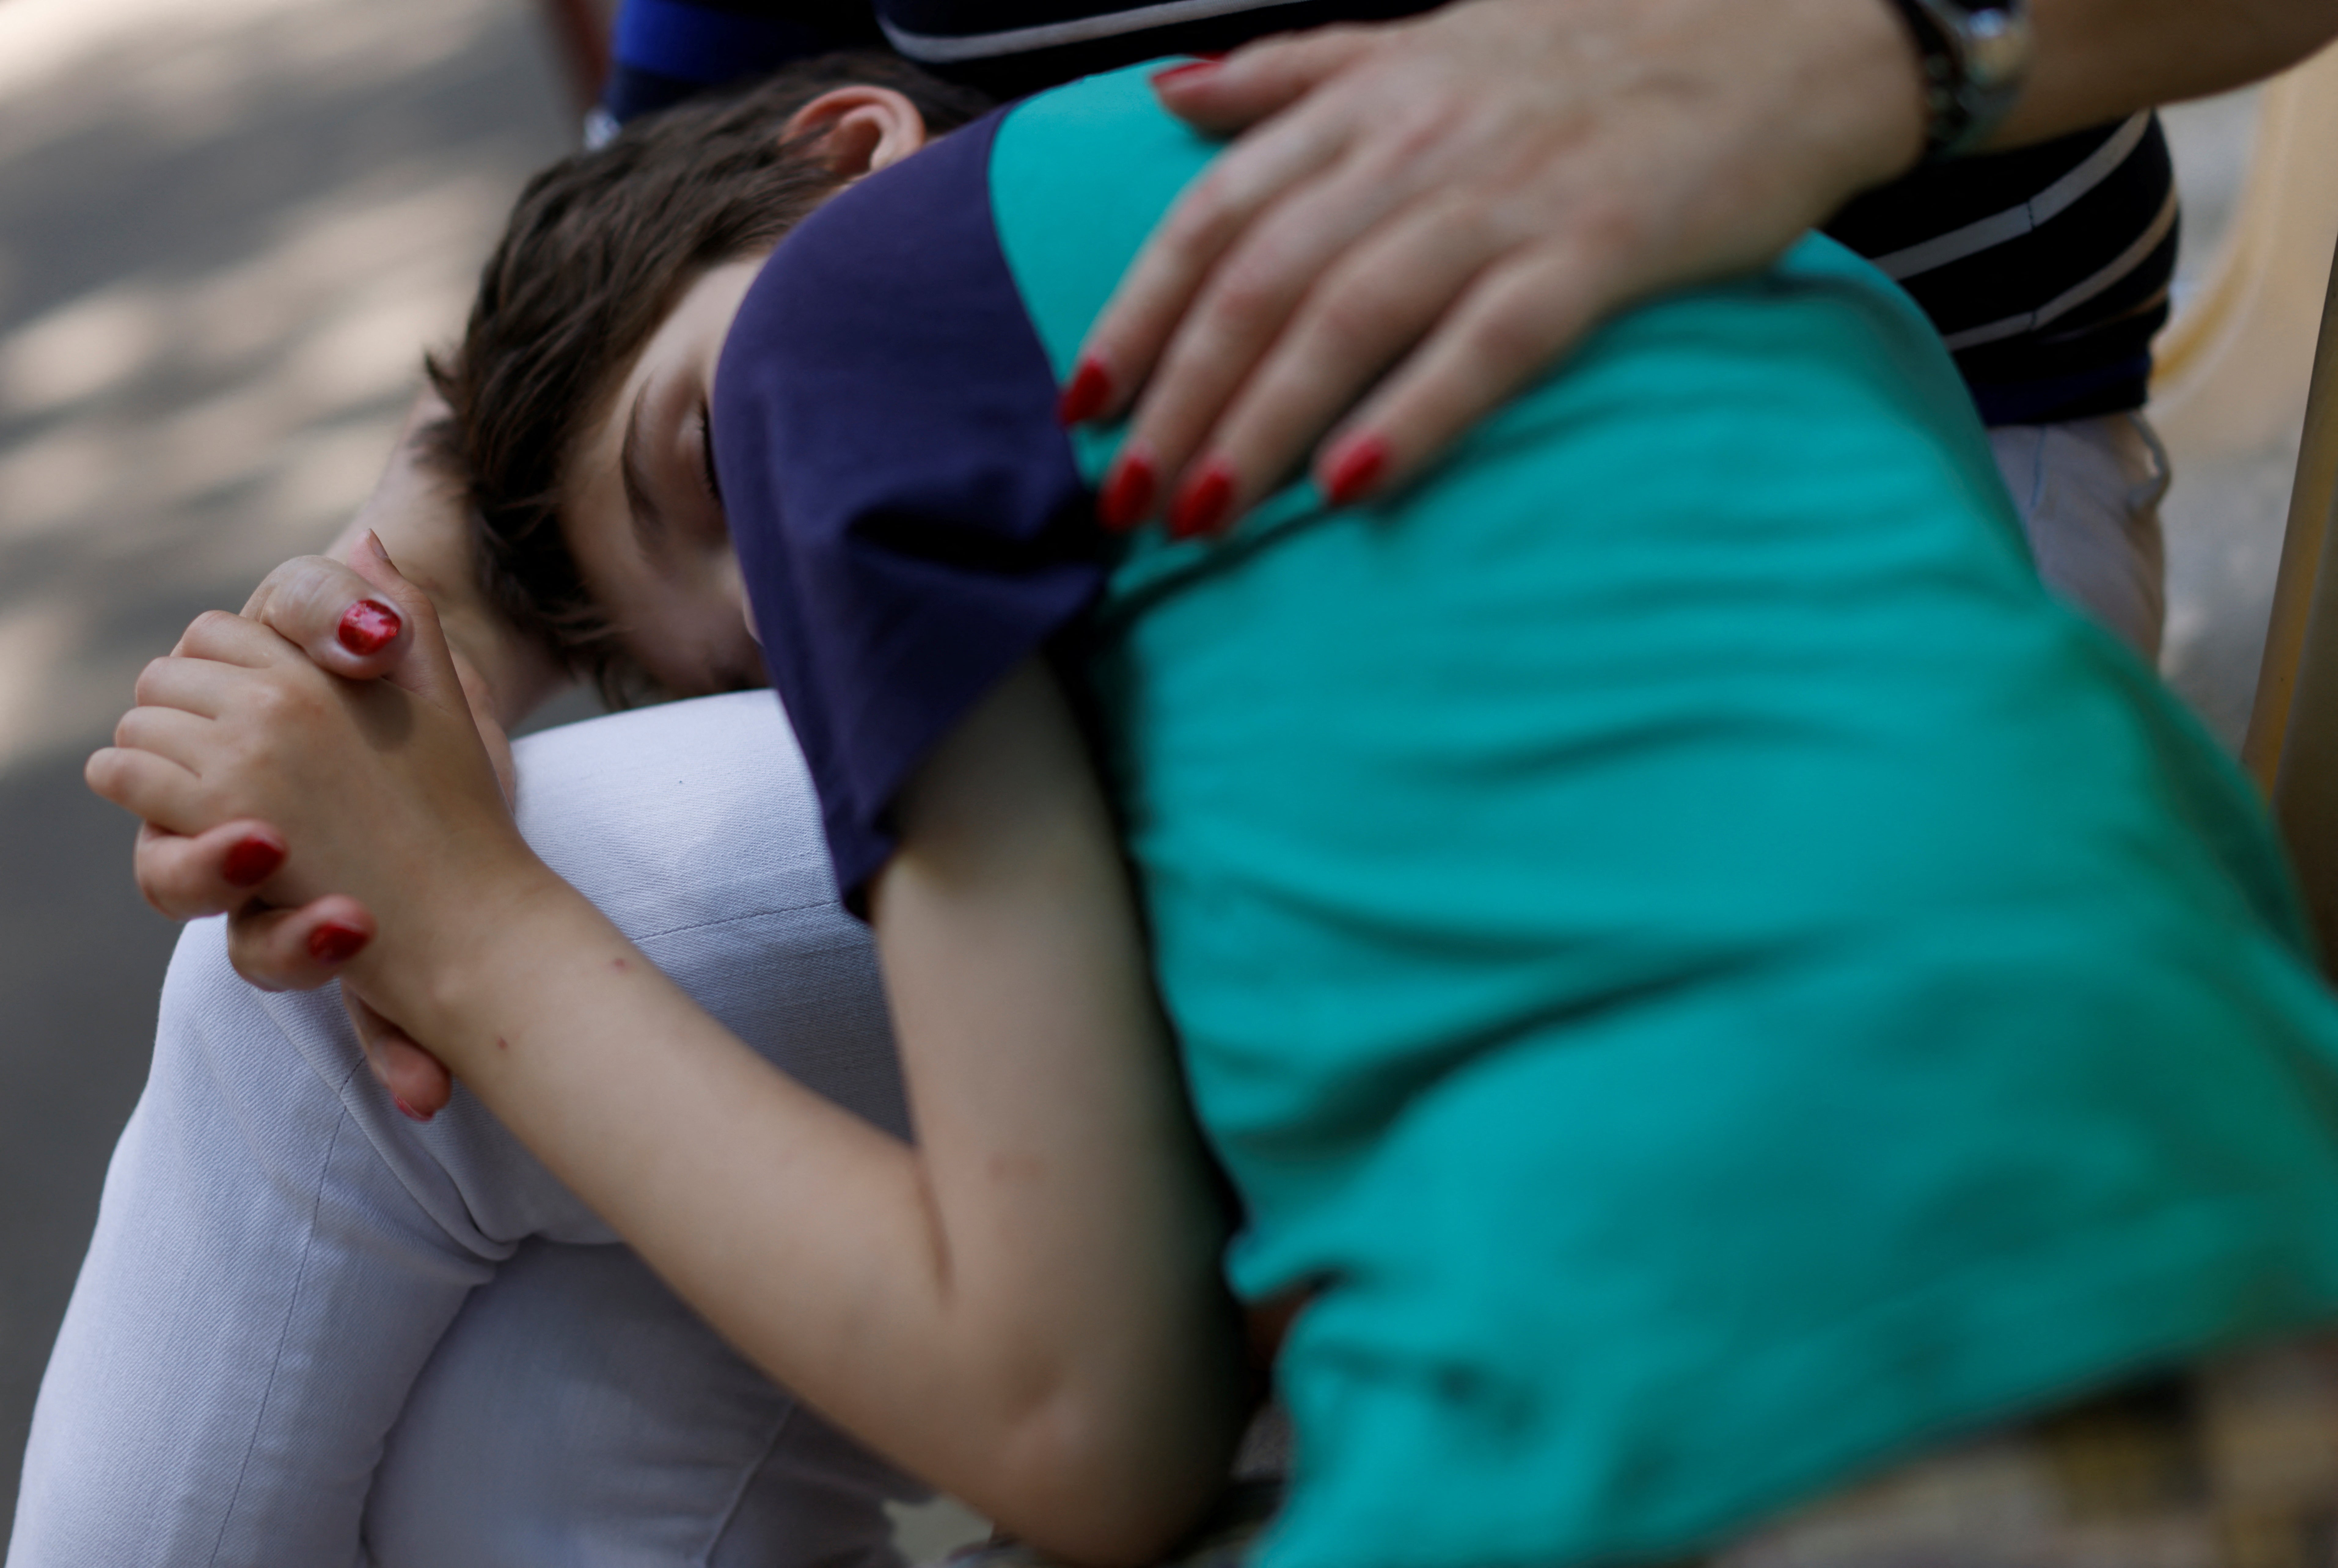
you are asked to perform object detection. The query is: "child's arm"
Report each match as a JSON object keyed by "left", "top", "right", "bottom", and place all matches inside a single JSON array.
[{"left": 87, "top": 558, "right": 1246, "bottom": 1564}]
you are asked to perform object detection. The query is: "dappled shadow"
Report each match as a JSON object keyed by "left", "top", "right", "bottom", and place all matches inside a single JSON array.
[{"left": 0, "top": 0, "right": 572, "bottom": 774}]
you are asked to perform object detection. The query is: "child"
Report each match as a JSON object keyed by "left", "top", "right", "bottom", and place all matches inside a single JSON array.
[{"left": 93, "top": 50, "right": 2338, "bottom": 1568}]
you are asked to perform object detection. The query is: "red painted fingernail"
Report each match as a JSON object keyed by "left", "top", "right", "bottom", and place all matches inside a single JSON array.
[
  {"left": 221, "top": 834, "right": 285, "bottom": 889},
  {"left": 308, "top": 922, "right": 369, "bottom": 965},
  {"left": 1057, "top": 356, "right": 1112, "bottom": 426},
  {"left": 336, "top": 599, "right": 402, "bottom": 656},
  {"left": 1323, "top": 432, "right": 1389, "bottom": 507},
  {"left": 1098, "top": 448, "right": 1158, "bottom": 531},
  {"left": 1150, "top": 59, "right": 1221, "bottom": 88},
  {"left": 1169, "top": 458, "right": 1236, "bottom": 539},
  {"left": 393, "top": 1095, "right": 434, "bottom": 1124}
]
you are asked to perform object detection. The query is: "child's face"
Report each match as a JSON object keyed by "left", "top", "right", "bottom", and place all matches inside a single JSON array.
[{"left": 562, "top": 255, "right": 769, "bottom": 696}]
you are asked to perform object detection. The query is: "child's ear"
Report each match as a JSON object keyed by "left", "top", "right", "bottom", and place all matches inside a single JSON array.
[{"left": 782, "top": 87, "right": 931, "bottom": 180}]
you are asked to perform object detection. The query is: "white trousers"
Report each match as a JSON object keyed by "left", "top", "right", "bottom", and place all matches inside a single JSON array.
[
  {"left": 1988, "top": 410, "right": 2171, "bottom": 661},
  {"left": 8, "top": 691, "right": 923, "bottom": 1568},
  {"left": 9, "top": 410, "right": 2171, "bottom": 1567}
]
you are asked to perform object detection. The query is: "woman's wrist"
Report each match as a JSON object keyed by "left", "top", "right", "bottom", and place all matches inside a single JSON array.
[{"left": 362, "top": 843, "right": 590, "bottom": 1065}]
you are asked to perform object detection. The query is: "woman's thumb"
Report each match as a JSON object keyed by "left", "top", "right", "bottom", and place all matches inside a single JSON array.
[{"left": 347, "top": 529, "right": 471, "bottom": 712}]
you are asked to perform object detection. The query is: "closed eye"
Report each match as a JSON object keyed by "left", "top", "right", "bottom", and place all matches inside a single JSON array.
[{"left": 695, "top": 400, "right": 723, "bottom": 506}]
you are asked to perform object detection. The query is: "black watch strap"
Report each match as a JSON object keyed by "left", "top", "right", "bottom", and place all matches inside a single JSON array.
[{"left": 1879, "top": 0, "right": 2033, "bottom": 159}]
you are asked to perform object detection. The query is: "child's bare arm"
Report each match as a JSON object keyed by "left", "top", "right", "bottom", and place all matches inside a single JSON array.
[{"left": 87, "top": 565, "right": 1244, "bottom": 1562}]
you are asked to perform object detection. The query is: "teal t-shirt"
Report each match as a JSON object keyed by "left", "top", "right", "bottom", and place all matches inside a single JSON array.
[{"left": 729, "top": 64, "right": 2338, "bottom": 1568}]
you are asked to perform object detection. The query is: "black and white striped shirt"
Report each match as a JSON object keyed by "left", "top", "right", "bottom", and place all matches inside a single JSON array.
[{"left": 1826, "top": 111, "right": 2175, "bottom": 425}]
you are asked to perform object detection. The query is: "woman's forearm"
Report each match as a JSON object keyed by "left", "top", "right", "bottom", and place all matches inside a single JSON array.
[
  {"left": 389, "top": 663, "right": 1242, "bottom": 1564},
  {"left": 1996, "top": 0, "right": 2338, "bottom": 147}
]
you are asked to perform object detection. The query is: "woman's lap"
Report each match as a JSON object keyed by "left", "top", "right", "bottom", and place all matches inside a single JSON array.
[
  {"left": 1989, "top": 410, "right": 2171, "bottom": 660},
  {"left": 370, "top": 1238, "right": 913, "bottom": 1568},
  {"left": 10, "top": 692, "right": 918, "bottom": 1567}
]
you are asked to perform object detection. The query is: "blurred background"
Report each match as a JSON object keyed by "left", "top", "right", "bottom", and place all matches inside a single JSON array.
[{"left": 0, "top": 0, "right": 2317, "bottom": 1547}]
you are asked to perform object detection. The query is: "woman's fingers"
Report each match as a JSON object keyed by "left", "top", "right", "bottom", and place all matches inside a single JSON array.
[
  {"left": 131, "top": 819, "right": 290, "bottom": 920},
  {"left": 111, "top": 702, "right": 221, "bottom": 772},
  {"left": 1072, "top": 0, "right": 1930, "bottom": 533},
  {"left": 1102, "top": 141, "right": 1433, "bottom": 528},
  {"left": 1171, "top": 193, "right": 1498, "bottom": 525},
  {"left": 130, "top": 652, "right": 247, "bottom": 719},
  {"left": 241, "top": 554, "right": 410, "bottom": 681},
  {"left": 346, "top": 530, "right": 474, "bottom": 715},
  {"left": 85, "top": 745, "right": 207, "bottom": 836},
  {"left": 224, "top": 894, "right": 377, "bottom": 993},
  {"left": 1317, "top": 244, "right": 1617, "bottom": 503},
  {"left": 169, "top": 608, "right": 299, "bottom": 669},
  {"left": 1071, "top": 74, "right": 1355, "bottom": 438},
  {"left": 1150, "top": 26, "right": 1375, "bottom": 135},
  {"left": 343, "top": 989, "right": 455, "bottom": 1121}
]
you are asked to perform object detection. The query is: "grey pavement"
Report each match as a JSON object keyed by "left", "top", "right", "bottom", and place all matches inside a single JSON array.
[{"left": 0, "top": 3, "right": 2298, "bottom": 1552}]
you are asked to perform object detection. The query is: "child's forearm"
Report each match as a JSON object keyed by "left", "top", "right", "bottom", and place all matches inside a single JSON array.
[{"left": 379, "top": 663, "right": 1243, "bottom": 1564}]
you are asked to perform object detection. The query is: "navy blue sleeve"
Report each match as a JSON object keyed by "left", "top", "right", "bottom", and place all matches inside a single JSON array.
[{"left": 712, "top": 110, "right": 1102, "bottom": 910}]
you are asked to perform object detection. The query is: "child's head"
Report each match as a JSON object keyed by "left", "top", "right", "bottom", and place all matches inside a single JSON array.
[{"left": 428, "top": 54, "right": 991, "bottom": 700}]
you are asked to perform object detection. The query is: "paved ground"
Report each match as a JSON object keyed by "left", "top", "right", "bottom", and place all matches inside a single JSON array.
[
  {"left": 0, "top": 0, "right": 573, "bottom": 1542},
  {"left": 0, "top": 2, "right": 2300, "bottom": 1552}
]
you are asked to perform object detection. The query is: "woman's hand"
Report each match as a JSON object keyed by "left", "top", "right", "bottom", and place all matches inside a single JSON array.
[
  {"left": 1070, "top": 0, "right": 1926, "bottom": 533},
  {"left": 87, "top": 536, "right": 548, "bottom": 1091},
  {"left": 117, "top": 540, "right": 523, "bottom": 1118},
  {"left": 116, "top": 392, "right": 566, "bottom": 1119}
]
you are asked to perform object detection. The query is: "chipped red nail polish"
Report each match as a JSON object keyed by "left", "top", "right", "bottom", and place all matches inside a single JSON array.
[
  {"left": 1099, "top": 448, "right": 1158, "bottom": 531},
  {"left": 1323, "top": 432, "right": 1389, "bottom": 507},
  {"left": 393, "top": 1096, "right": 434, "bottom": 1124},
  {"left": 1057, "top": 356, "right": 1112, "bottom": 426},
  {"left": 221, "top": 835, "right": 285, "bottom": 889},
  {"left": 308, "top": 922, "right": 368, "bottom": 965},
  {"left": 1170, "top": 459, "right": 1236, "bottom": 539},
  {"left": 1151, "top": 59, "right": 1221, "bottom": 88},
  {"left": 337, "top": 599, "right": 402, "bottom": 656}
]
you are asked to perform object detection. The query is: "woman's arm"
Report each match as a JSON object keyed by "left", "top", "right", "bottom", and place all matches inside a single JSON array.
[
  {"left": 2008, "top": 0, "right": 2338, "bottom": 146},
  {"left": 89, "top": 589, "right": 1244, "bottom": 1563},
  {"left": 129, "top": 392, "right": 569, "bottom": 1115}
]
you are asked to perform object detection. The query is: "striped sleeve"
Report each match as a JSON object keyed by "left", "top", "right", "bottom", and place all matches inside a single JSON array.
[{"left": 1827, "top": 114, "right": 2177, "bottom": 426}]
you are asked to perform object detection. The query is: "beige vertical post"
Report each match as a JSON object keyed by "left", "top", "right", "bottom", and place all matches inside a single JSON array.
[
  {"left": 2243, "top": 241, "right": 2338, "bottom": 795},
  {"left": 2266, "top": 245, "right": 2338, "bottom": 972}
]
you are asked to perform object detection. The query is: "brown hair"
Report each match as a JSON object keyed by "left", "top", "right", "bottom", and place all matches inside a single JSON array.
[{"left": 427, "top": 53, "right": 991, "bottom": 701}]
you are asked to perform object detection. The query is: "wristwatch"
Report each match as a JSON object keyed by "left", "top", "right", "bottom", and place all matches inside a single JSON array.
[{"left": 1878, "top": 0, "right": 2034, "bottom": 159}]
